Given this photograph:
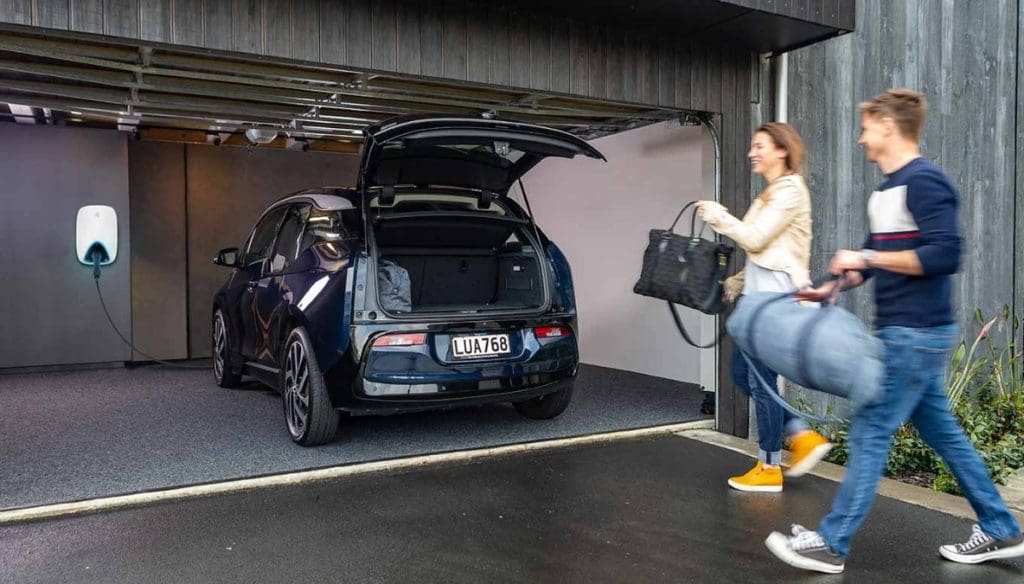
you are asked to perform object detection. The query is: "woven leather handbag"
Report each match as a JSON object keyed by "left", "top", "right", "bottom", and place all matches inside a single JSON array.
[{"left": 633, "top": 201, "right": 734, "bottom": 347}]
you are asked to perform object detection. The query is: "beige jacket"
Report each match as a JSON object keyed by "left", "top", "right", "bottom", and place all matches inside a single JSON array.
[{"left": 701, "top": 174, "right": 812, "bottom": 297}]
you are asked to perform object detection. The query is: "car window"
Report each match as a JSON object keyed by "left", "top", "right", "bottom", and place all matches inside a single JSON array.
[
  {"left": 299, "top": 208, "right": 359, "bottom": 257},
  {"left": 243, "top": 206, "right": 288, "bottom": 270},
  {"left": 268, "top": 204, "right": 311, "bottom": 274}
]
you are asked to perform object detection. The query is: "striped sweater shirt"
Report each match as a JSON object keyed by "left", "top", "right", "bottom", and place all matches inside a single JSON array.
[{"left": 862, "top": 157, "right": 962, "bottom": 328}]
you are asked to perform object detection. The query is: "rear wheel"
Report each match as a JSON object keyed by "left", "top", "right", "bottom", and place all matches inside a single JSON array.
[
  {"left": 514, "top": 383, "right": 574, "bottom": 420},
  {"left": 282, "top": 327, "right": 340, "bottom": 446},
  {"left": 212, "top": 308, "right": 242, "bottom": 388}
]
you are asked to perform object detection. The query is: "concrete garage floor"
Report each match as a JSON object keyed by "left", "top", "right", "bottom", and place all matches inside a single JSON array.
[
  {"left": 2, "top": 434, "right": 1021, "bottom": 584},
  {"left": 0, "top": 364, "right": 707, "bottom": 510}
]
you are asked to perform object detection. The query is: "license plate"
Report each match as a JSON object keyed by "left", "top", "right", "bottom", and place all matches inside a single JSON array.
[{"left": 451, "top": 334, "right": 511, "bottom": 359}]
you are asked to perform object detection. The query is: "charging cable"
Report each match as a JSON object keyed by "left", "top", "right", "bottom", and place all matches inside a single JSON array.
[{"left": 91, "top": 252, "right": 208, "bottom": 370}]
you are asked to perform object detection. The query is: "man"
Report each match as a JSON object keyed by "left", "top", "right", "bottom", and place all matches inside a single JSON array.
[{"left": 763, "top": 88, "right": 1024, "bottom": 574}]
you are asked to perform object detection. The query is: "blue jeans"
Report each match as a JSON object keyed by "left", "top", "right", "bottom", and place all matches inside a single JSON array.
[
  {"left": 818, "top": 325, "right": 1021, "bottom": 557},
  {"left": 732, "top": 345, "right": 809, "bottom": 465}
]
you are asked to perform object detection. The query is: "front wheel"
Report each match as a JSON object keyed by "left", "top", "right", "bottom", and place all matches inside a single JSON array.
[
  {"left": 212, "top": 308, "right": 242, "bottom": 388},
  {"left": 282, "top": 327, "right": 340, "bottom": 446},
  {"left": 514, "top": 384, "right": 574, "bottom": 420}
]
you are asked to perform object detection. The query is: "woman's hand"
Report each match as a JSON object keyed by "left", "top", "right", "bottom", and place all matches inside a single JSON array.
[
  {"left": 695, "top": 201, "right": 727, "bottom": 223},
  {"left": 723, "top": 287, "right": 739, "bottom": 304},
  {"left": 794, "top": 281, "right": 838, "bottom": 304},
  {"left": 722, "top": 275, "right": 743, "bottom": 303}
]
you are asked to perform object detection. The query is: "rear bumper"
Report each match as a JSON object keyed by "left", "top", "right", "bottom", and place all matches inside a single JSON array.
[
  {"left": 323, "top": 316, "right": 578, "bottom": 414},
  {"left": 340, "top": 371, "right": 575, "bottom": 415}
]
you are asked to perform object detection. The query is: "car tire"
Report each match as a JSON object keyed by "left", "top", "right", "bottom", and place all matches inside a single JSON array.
[
  {"left": 514, "top": 383, "right": 574, "bottom": 420},
  {"left": 212, "top": 308, "right": 242, "bottom": 388},
  {"left": 281, "top": 326, "right": 340, "bottom": 446}
]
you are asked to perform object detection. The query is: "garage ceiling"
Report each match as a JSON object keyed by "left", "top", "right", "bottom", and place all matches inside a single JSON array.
[{"left": 0, "top": 28, "right": 692, "bottom": 151}]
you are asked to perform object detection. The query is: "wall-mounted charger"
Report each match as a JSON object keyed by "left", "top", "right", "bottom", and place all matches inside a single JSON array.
[{"left": 76, "top": 205, "right": 118, "bottom": 266}]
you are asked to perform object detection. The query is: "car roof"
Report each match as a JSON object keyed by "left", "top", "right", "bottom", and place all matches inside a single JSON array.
[{"left": 270, "top": 188, "right": 356, "bottom": 212}]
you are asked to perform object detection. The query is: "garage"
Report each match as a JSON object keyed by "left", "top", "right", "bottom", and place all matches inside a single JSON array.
[{"left": 0, "top": 1, "right": 852, "bottom": 511}]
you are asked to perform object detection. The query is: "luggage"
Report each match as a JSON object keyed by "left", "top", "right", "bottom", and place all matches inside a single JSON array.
[
  {"left": 726, "top": 291, "right": 886, "bottom": 415},
  {"left": 378, "top": 260, "right": 412, "bottom": 313}
]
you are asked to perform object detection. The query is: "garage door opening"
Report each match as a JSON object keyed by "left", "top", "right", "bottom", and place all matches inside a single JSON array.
[{"left": 0, "top": 25, "right": 727, "bottom": 510}]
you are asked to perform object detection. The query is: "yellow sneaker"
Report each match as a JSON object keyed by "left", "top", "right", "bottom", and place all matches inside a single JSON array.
[
  {"left": 785, "top": 430, "right": 833, "bottom": 477},
  {"left": 728, "top": 462, "right": 783, "bottom": 492}
]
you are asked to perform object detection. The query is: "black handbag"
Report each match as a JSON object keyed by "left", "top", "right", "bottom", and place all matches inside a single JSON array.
[{"left": 633, "top": 201, "right": 734, "bottom": 348}]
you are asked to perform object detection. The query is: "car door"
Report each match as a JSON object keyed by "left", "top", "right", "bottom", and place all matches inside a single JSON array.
[
  {"left": 238, "top": 205, "right": 288, "bottom": 362},
  {"left": 257, "top": 203, "right": 312, "bottom": 368}
]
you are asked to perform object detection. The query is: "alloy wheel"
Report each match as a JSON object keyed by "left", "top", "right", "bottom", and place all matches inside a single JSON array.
[
  {"left": 284, "top": 338, "right": 311, "bottom": 438},
  {"left": 213, "top": 311, "right": 227, "bottom": 382}
]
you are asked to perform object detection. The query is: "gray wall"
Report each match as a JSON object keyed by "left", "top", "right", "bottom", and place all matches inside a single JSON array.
[
  {"left": 0, "top": 123, "right": 360, "bottom": 368},
  {"left": 185, "top": 145, "right": 360, "bottom": 356},
  {"left": 129, "top": 140, "right": 188, "bottom": 361},
  {"left": 524, "top": 122, "right": 713, "bottom": 385},
  {"left": 777, "top": 0, "right": 1022, "bottom": 416},
  {"left": 0, "top": 124, "right": 131, "bottom": 369}
]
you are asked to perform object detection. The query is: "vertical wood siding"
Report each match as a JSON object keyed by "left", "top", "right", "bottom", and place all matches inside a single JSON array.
[{"left": 780, "top": 0, "right": 1021, "bottom": 418}]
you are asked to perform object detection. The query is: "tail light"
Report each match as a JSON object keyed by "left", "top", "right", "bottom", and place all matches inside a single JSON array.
[
  {"left": 373, "top": 333, "right": 427, "bottom": 347},
  {"left": 534, "top": 326, "right": 570, "bottom": 339}
]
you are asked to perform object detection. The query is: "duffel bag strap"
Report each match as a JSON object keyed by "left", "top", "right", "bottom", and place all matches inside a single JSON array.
[{"left": 740, "top": 350, "right": 842, "bottom": 424}]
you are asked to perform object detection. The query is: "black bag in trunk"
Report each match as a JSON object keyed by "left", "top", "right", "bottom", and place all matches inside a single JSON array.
[{"left": 633, "top": 202, "right": 734, "bottom": 348}]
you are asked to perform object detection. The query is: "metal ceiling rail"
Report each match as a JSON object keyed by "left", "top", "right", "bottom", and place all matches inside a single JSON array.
[{"left": 0, "top": 28, "right": 689, "bottom": 144}]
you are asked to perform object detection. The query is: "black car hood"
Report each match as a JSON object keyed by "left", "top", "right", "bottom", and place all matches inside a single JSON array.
[{"left": 358, "top": 116, "right": 606, "bottom": 194}]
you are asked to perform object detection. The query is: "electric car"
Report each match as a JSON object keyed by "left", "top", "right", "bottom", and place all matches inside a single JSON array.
[{"left": 211, "top": 115, "right": 605, "bottom": 445}]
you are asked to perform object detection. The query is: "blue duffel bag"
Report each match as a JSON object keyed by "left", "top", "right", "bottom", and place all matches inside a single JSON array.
[{"left": 725, "top": 291, "right": 886, "bottom": 418}]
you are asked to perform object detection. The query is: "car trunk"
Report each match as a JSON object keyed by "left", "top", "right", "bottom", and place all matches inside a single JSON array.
[
  {"left": 372, "top": 209, "right": 547, "bottom": 315},
  {"left": 359, "top": 116, "right": 604, "bottom": 317}
]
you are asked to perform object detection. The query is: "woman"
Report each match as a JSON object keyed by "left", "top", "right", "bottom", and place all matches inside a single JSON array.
[{"left": 696, "top": 122, "right": 831, "bottom": 493}]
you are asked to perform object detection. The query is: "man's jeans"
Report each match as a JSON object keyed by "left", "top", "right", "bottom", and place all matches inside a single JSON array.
[
  {"left": 818, "top": 325, "right": 1021, "bottom": 557},
  {"left": 731, "top": 345, "right": 808, "bottom": 465}
]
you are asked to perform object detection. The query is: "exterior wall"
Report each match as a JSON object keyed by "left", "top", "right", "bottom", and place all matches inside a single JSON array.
[
  {"left": 524, "top": 122, "right": 713, "bottom": 385},
  {"left": 776, "top": 0, "right": 1022, "bottom": 417}
]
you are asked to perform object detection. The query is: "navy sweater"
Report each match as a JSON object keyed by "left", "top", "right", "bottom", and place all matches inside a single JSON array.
[{"left": 862, "top": 157, "right": 962, "bottom": 328}]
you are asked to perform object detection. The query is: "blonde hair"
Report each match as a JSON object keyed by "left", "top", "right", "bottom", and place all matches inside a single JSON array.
[{"left": 858, "top": 88, "right": 927, "bottom": 141}]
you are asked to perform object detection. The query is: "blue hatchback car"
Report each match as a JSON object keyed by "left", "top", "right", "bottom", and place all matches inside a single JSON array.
[{"left": 212, "top": 115, "right": 605, "bottom": 445}]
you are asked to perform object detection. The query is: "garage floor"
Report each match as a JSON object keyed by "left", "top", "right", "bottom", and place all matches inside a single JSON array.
[
  {"left": 3, "top": 434, "right": 1020, "bottom": 584},
  {"left": 0, "top": 364, "right": 707, "bottom": 510}
]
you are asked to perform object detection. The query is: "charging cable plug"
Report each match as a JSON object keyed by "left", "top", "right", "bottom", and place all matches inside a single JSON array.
[{"left": 91, "top": 249, "right": 103, "bottom": 280}]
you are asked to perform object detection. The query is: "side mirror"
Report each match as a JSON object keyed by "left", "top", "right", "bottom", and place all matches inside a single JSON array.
[{"left": 213, "top": 247, "right": 240, "bottom": 267}]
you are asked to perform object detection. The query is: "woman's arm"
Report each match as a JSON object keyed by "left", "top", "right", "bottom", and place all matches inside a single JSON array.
[{"left": 697, "top": 182, "right": 804, "bottom": 253}]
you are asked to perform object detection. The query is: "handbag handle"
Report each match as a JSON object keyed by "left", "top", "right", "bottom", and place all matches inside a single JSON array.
[
  {"left": 667, "top": 301, "right": 722, "bottom": 349},
  {"left": 667, "top": 201, "right": 711, "bottom": 240}
]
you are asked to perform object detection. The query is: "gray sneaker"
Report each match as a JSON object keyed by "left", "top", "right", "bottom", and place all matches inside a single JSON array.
[
  {"left": 765, "top": 525, "right": 845, "bottom": 574},
  {"left": 939, "top": 524, "right": 1024, "bottom": 564}
]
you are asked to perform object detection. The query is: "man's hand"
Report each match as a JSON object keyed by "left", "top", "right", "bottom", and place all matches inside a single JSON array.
[{"left": 829, "top": 249, "right": 867, "bottom": 274}]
